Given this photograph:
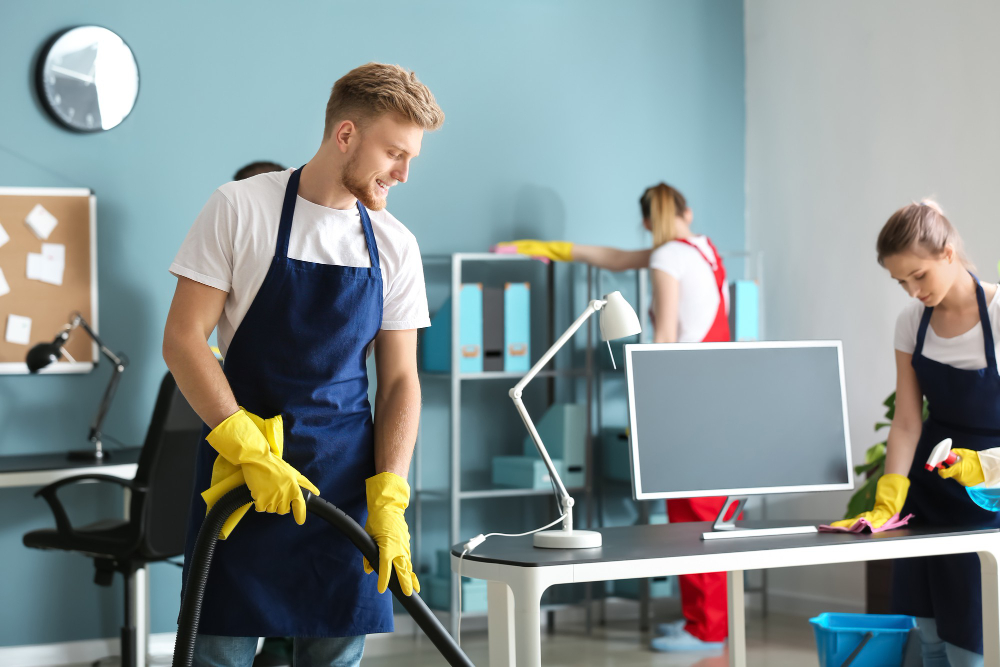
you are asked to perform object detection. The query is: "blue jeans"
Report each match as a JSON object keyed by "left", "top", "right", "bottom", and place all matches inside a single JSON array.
[
  {"left": 914, "top": 617, "right": 983, "bottom": 667},
  {"left": 193, "top": 634, "right": 366, "bottom": 667}
]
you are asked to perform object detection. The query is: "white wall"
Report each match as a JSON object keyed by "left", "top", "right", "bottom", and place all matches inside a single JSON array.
[{"left": 746, "top": 0, "right": 1000, "bottom": 613}]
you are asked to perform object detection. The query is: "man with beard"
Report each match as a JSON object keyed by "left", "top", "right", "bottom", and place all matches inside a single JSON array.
[{"left": 163, "top": 63, "right": 442, "bottom": 666}]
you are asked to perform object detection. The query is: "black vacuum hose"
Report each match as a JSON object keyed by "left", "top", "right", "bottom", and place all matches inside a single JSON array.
[{"left": 173, "top": 485, "right": 474, "bottom": 667}]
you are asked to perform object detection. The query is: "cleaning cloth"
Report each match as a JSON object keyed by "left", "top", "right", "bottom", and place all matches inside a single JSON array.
[{"left": 819, "top": 512, "right": 913, "bottom": 534}]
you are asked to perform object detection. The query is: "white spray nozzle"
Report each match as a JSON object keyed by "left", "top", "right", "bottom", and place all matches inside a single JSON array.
[{"left": 925, "top": 438, "right": 959, "bottom": 471}]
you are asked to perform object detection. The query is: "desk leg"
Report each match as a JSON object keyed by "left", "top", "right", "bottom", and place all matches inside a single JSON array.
[
  {"left": 727, "top": 570, "right": 746, "bottom": 667},
  {"left": 488, "top": 581, "right": 515, "bottom": 667},
  {"left": 511, "top": 575, "right": 545, "bottom": 667},
  {"left": 979, "top": 550, "right": 1000, "bottom": 667}
]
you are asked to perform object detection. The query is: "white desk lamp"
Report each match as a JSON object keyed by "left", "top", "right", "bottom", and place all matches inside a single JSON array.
[{"left": 509, "top": 291, "right": 641, "bottom": 549}]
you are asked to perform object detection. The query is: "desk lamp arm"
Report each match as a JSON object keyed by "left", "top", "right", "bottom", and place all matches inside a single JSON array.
[
  {"left": 66, "top": 314, "right": 128, "bottom": 446},
  {"left": 509, "top": 299, "right": 605, "bottom": 531}
]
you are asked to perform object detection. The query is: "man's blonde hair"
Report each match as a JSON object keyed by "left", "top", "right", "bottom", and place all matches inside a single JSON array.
[{"left": 324, "top": 63, "right": 444, "bottom": 139}]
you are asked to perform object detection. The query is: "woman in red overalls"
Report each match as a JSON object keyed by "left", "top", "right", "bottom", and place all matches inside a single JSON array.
[{"left": 497, "top": 182, "right": 731, "bottom": 653}]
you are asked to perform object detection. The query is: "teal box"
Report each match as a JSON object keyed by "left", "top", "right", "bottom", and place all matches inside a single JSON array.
[
  {"left": 504, "top": 282, "right": 530, "bottom": 372},
  {"left": 600, "top": 427, "right": 632, "bottom": 482},
  {"left": 426, "top": 575, "right": 488, "bottom": 613},
  {"left": 522, "top": 404, "right": 586, "bottom": 488},
  {"left": 421, "top": 284, "right": 484, "bottom": 373},
  {"left": 733, "top": 280, "right": 759, "bottom": 342},
  {"left": 492, "top": 455, "right": 566, "bottom": 489},
  {"left": 613, "top": 576, "right": 675, "bottom": 599}
]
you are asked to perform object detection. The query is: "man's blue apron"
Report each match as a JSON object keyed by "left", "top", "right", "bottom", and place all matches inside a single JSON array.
[
  {"left": 891, "top": 274, "right": 1000, "bottom": 654},
  {"left": 181, "top": 166, "right": 392, "bottom": 637}
]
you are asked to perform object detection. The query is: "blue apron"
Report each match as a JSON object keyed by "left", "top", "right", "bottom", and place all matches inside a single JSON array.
[
  {"left": 181, "top": 166, "right": 392, "bottom": 637},
  {"left": 891, "top": 274, "right": 1000, "bottom": 654}
]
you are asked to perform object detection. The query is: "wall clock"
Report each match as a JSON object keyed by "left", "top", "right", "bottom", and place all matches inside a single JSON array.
[{"left": 36, "top": 26, "right": 139, "bottom": 132}]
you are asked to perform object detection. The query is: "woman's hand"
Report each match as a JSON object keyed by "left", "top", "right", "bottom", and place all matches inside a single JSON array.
[{"left": 938, "top": 449, "right": 986, "bottom": 487}]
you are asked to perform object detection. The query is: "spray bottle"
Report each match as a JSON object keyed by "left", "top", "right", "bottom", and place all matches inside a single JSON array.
[{"left": 925, "top": 438, "right": 1000, "bottom": 511}]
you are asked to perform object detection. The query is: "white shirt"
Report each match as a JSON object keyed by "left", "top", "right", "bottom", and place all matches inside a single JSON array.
[
  {"left": 648, "top": 236, "right": 728, "bottom": 342},
  {"left": 894, "top": 285, "right": 1000, "bottom": 372},
  {"left": 170, "top": 169, "right": 430, "bottom": 357}
]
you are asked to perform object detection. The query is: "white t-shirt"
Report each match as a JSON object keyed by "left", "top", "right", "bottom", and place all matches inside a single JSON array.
[
  {"left": 894, "top": 285, "right": 1000, "bottom": 372},
  {"left": 170, "top": 169, "right": 430, "bottom": 357},
  {"left": 648, "top": 236, "right": 729, "bottom": 342}
]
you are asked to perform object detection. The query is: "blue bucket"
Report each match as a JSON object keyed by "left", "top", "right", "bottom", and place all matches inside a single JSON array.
[
  {"left": 809, "top": 613, "right": 914, "bottom": 667},
  {"left": 966, "top": 484, "right": 1000, "bottom": 512}
]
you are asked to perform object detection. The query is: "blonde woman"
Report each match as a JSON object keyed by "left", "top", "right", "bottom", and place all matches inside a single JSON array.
[
  {"left": 497, "top": 182, "right": 731, "bottom": 652},
  {"left": 831, "top": 200, "right": 997, "bottom": 667}
]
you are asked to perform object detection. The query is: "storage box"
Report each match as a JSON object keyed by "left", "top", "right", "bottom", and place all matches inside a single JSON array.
[
  {"left": 421, "top": 284, "right": 484, "bottom": 373},
  {"left": 504, "top": 282, "right": 530, "bottom": 372},
  {"left": 522, "top": 404, "right": 586, "bottom": 488},
  {"left": 425, "top": 575, "right": 489, "bottom": 613},
  {"left": 613, "top": 576, "right": 675, "bottom": 599},
  {"left": 809, "top": 613, "right": 914, "bottom": 667},
  {"left": 600, "top": 427, "right": 632, "bottom": 482},
  {"left": 492, "top": 455, "right": 566, "bottom": 490}
]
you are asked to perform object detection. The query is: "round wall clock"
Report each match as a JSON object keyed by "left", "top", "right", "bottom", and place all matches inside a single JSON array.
[{"left": 36, "top": 26, "right": 139, "bottom": 132}]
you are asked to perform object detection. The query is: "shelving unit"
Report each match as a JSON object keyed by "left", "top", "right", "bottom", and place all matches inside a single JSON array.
[{"left": 412, "top": 254, "right": 596, "bottom": 637}]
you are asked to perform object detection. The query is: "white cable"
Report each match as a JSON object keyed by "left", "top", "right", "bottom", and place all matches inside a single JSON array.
[{"left": 456, "top": 512, "right": 568, "bottom": 647}]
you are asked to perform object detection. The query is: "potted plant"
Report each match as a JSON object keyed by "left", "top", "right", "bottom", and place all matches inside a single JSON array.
[{"left": 847, "top": 391, "right": 928, "bottom": 613}]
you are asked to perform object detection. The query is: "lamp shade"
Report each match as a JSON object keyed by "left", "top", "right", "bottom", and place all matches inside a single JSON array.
[
  {"left": 599, "top": 291, "right": 642, "bottom": 341},
  {"left": 26, "top": 341, "right": 63, "bottom": 373}
]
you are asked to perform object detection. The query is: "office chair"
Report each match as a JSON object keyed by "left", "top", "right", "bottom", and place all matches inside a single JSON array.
[{"left": 23, "top": 371, "right": 203, "bottom": 667}]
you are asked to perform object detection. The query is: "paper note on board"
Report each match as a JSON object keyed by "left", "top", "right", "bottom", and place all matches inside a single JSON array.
[
  {"left": 0, "top": 267, "right": 9, "bottom": 297},
  {"left": 26, "top": 247, "right": 65, "bottom": 286},
  {"left": 0, "top": 221, "right": 9, "bottom": 249},
  {"left": 25, "top": 204, "right": 58, "bottom": 240},
  {"left": 5, "top": 314, "right": 31, "bottom": 345}
]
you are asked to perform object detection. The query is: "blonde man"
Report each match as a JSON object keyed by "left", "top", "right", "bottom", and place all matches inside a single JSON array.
[{"left": 164, "top": 63, "right": 443, "bottom": 666}]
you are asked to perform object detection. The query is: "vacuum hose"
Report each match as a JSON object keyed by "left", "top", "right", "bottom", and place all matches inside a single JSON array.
[{"left": 173, "top": 485, "right": 474, "bottom": 667}]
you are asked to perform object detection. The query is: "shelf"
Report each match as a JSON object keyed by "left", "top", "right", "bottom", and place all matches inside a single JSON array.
[
  {"left": 419, "top": 369, "right": 586, "bottom": 381},
  {"left": 422, "top": 253, "right": 543, "bottom": 264},
  {"left": 414, "top": 486, "right": 586, "bottom": 501}
]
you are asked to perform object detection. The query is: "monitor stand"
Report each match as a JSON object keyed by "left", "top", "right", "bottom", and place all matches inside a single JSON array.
[{"left": 701, "top": 496, "right": 819, "bottom": 541}]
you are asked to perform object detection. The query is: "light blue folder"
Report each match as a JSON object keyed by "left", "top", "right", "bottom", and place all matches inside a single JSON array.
[
  {"left": 504, "top": 282, "right": 530, "bottom": 372},
  {"left": 420, "top": 283, "right": 484, "bottom": 373}
]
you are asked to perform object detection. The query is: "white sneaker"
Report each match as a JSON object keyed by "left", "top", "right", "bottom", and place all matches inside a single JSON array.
[
  {"left": 655, "top": 619, "right": 687, "bottom": 636},
  {"left": 650, "top": 627, "right": 725, "bottom": 653}
]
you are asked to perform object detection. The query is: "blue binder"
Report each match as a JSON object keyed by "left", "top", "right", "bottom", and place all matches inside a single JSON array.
[
  {"left": 421, "top": 283, "right": 484, "bottom": 373},
  {"left": 504, "top": 282, "right": 530, "bottom": 372},
  {"left": 733, "top": 280, "right": 760, "bottom": 342}
]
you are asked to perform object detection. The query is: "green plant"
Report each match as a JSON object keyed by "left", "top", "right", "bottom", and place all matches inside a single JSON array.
[{"left": 843, "top": 392, "right": 929, "bottom": 519}]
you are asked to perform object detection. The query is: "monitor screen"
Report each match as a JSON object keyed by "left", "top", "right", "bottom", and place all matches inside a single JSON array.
[{"left": 625, "top": 341, "right": 853, "bottom": 500}]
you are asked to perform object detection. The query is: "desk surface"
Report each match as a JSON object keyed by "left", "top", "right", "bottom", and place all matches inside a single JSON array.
[
  {"left": 452, "top": 520, "right": 1000, "bottom": 567},
  {"left": 0, "top": 447, "right": 142, "bottom": 488},
  {"left": 0, "top": 447, "right": 141, "bottom": 473}
]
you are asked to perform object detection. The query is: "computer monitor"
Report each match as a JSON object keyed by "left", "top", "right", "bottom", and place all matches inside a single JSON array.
[{"left": 624, "top": 341, "right": 853, "bottom": 539}]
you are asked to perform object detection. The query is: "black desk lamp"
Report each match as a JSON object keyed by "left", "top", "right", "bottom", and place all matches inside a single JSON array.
[{"left": 26, "top": 313, "right": 128, "bottom": 461}]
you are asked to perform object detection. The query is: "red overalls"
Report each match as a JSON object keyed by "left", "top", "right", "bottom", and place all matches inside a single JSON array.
[{"left": 665, "top": 237, "right": 731, "bottom": 643}]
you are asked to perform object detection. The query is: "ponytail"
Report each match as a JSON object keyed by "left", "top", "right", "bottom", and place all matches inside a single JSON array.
[
  {"left": 876, "top": 198, "right": 974, "bottom": 270},
  {"left": 640, "top": 183, "right": 687, "bottom": 248}
]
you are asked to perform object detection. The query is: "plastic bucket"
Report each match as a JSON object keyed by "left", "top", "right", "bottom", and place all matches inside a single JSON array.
[
  {"left": 966, "top": 484, "right": 1000, "bottom": 512},
  {"left": 809, "top": 613, "right": 914, "bottom": 667}
]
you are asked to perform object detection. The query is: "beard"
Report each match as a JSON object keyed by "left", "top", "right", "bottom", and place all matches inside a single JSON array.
[{"left": 341, "top": 150, "right": 387, "bottom": 211}]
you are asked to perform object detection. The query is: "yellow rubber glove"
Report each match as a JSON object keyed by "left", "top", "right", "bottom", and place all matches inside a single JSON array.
[
  {"left": 202, "top": 409, "right": 320, "bottom": 539},
  {"left": 830, "top": 473, "right": 910, "bottom": 529},
  {"left": 495, "top": 240, "right": 574, "bottom": 262},
  {"left": 363, "top": 472, "right": 420, "bottom": 596},
  {"left": 938, "top": 448, "right": 986, "bottom": 487}
]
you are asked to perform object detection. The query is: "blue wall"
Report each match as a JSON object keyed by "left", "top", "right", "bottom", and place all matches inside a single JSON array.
[{"left": 0, "top": 0, "right": 744, "bottom": 646}]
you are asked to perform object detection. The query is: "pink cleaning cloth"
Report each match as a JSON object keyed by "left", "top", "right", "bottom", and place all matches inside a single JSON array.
[
  {"left": 490, "top": 244, "right": 551, "bottom": 264},
  {"left": 819, "top": 513, "right": 914, "bottom": 534}
]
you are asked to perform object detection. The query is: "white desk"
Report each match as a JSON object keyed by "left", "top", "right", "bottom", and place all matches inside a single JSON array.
[
  {"left": 0, "top": 448, "right": 148, "bottom": 667},
  {"left": 452, "top": 520, "right": 1000, "bottom": 667}
]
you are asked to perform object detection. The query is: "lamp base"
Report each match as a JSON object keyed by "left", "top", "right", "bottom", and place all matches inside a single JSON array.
[
  {"left": 533, "top": 529, "right": 602, "bottom": 549},
  {"left": 67, "top": 448, "right": 109, "bottom": 462}
]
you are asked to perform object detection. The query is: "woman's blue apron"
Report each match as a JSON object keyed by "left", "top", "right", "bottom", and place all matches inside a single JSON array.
[
  {"left": 891, "top": 274, "right": 1000, "bottom": 654},
  {"left": 181, "top": 166, "right": 392, "bottom": 637}
]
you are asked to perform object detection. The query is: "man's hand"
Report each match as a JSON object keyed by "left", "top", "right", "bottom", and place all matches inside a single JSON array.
[{"left": 363, "top": 472, "right": 420, "bottom": 596}]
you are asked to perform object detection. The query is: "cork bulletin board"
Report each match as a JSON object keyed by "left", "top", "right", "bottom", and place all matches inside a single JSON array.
[{"left": 0, "top": 187, "right": 97, "bottom": 373}]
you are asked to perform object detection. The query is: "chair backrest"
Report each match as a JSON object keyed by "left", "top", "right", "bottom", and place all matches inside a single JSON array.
[{"left": 131, "top": 371, "right": 203, "bottom": 560}]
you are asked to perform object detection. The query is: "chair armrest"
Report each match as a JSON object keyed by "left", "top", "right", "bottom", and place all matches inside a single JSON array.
[{"left": 34, "top": 474, "right": 146, "bottom": 536}]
